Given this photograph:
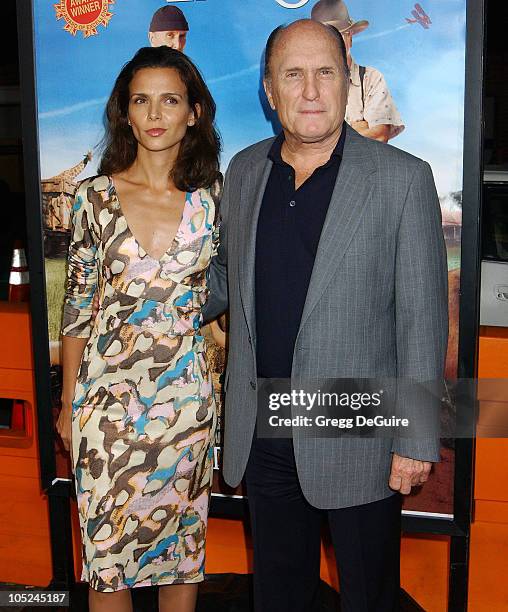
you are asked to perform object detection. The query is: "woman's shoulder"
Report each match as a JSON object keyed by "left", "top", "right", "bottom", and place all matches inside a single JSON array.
[
  {"left": 210, "top": 175, "right": 223, "bottom": 204},
  {"left": 74, "top": 174, "right": 118, "bottom": 219},
  {"left": 75, "top": 174, "right": 112, "bottom": 197},
  {"left": 196, "top": 174, "right": 223, "bottom": 208}
]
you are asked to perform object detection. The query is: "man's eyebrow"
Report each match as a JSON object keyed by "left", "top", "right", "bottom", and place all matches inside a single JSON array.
[{"left": 281, "top": 65, "right": 337, "bottom": 72}]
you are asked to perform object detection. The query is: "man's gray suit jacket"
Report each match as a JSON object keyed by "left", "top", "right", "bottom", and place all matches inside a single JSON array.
[{"left": 203, "top": 124, "right": 448, "bottom": 510}]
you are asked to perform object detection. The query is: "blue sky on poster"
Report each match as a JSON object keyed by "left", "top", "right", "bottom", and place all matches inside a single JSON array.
[{"left": 35, "top": 0, "right": 465, "bottom": 196}]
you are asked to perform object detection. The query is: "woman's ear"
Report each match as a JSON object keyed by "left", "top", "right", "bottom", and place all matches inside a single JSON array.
[{"left": 188, "top": 103, "right": 201, "bottom": 127}]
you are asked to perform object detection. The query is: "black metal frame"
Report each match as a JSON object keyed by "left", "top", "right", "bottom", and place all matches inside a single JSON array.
[
  {"left": 16, "top": 0, "right": 484, "bottom": 608},
  {"left": 17, "top": 0, "right": 76, "bottom": 588},
  {"left": 17, "top": 0, "right": 54, "bottom": 489}
]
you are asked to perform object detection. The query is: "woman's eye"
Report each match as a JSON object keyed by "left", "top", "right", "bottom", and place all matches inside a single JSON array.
[{"left": 133, "top": 98, "right": 146, "bottom": 104}]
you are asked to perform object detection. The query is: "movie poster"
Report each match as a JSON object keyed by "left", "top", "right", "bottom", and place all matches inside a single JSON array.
[{"left": 34, "top": 0, "right": 465, "bottom": 517}]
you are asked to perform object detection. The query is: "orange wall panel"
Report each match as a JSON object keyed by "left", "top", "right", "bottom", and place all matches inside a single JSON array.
[
  {"left": 0, "top": 303, "right": 52, "bottom": 587},
  {"left": 475, "top": 439, "right": 508, "bottom": 504},
  {"left": 469, "top": 521, "right": 508, "bottom": 611},
  {"left": 0, "top": 303, "right": 33, "bottom": 371},
  {"left": 469, "top": 329, "right": 508, "bottom": 609},
  {"left": 0, "top": 474, "right": 52, "bottom": 586},
  {"left": 401, "top": 535, "right": 449, "bottom": 612},
  {"left": 478, "top": 327, "right": 508, "bottom": 378},
  {"left": 476, "top": 330, "right": 508, "bottom": 506}
]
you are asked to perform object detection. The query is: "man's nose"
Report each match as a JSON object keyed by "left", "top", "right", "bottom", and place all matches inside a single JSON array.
[{"left": 302, "top": 75, "right": 319, "bottom": 101}]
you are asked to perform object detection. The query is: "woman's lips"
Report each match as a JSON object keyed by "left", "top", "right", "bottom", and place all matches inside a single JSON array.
[{"left": 146, "top": 128, "right": 167, "bottom": 137}]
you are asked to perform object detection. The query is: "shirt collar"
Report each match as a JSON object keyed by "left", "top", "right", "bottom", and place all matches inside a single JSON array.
[
  {"left": 268, "top": 123, "right": 347, "bottom": 167},
  {"left": 349, "top": 58, "right": 361, "bottom": 87}
]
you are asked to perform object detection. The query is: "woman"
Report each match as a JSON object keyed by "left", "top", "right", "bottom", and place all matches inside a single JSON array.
[{"left": 56, "top": 46, "right": 221, "bottom": 612}]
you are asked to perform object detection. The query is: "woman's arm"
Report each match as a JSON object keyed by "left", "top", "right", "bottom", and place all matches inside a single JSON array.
[
  {"left": 56, "top": 180, "right": 99, "bottom": 457},
  {"left": 57, "top": 336, "right": 88, "bottom": 455},
  {"left": 202, "top": 164, "right": 233, "bottom": 323}
]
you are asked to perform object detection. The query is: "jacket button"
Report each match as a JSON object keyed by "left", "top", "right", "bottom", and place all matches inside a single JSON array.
[{"left": 250, "top": 380, "right": 256, "bottom": 390}]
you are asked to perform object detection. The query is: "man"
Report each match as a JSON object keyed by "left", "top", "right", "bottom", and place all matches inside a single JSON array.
[
  {"left": 148, "top": 5, "right": 188, "bottom": 51},
  {"left": 204, "top": 19, "right": 447, "bottom": 612},
  {"left": 312, "top": 0, "right": 405, "bottom": 143}
]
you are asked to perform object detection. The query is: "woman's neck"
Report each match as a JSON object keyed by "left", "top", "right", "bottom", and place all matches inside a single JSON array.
[{"left": 125, "top": 146, "right": 180, "bottom": 192}]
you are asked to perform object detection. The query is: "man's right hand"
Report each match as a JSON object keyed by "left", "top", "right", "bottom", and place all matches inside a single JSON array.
[{"left": 389, "top": 453, "right": 432, "bottom": 495}]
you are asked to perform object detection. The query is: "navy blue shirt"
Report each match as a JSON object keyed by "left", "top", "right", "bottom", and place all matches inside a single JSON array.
[{"left": 255, "top": 127, "right": 346, "bottom": 378}]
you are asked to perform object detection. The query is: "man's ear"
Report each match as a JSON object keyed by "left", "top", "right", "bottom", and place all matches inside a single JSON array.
[
  {"left": 263, "top": 78, "right": 276, "bottom": 111},
  {"left": 148, "top": 31, "right": 155, "bottom": 45}
]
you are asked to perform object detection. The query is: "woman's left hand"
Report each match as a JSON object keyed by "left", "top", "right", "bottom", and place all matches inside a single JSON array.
[{"left": 92, "top": 293, "right": 100, "bottom": 321}]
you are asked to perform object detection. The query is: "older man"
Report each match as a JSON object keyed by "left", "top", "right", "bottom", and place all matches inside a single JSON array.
[
  {"left": 204, "top": 19, "right": 447, "bottom": 612},
  {"left": 148, "top": 5, "right": 188, "bottom": 51},
  {"left": 312, "top": 0, "right": 405, "bottom": 143}
]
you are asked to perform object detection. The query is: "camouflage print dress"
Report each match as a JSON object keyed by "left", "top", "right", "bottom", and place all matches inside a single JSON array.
[{"left": 61, "top": 175, "right": 217, "bottom": 592}]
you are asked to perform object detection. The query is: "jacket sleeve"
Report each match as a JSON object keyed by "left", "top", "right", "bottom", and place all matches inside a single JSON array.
[
  {"left": 202, "top": 162, "right": 233, "bottom": 323},
  {"left": 392, "top": 161, "right": 448, "bottom": 462},
  {"left": 61, "top": 181, "right": 99, "bottom": 338}
]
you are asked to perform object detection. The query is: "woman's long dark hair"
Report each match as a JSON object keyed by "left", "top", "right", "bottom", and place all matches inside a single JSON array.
[{"left": 98, "top": 46, "right": 221, "bottom": 191}]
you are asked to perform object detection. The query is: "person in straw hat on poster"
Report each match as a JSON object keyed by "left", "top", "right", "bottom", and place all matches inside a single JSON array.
[{"left": 312, "top": 0, "right": 405, "bottom": 142}]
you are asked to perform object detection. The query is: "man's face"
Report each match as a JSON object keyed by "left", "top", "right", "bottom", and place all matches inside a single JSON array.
[
  {"left": 264, "top": 23, "right": 349, "bottom": 145},
  {"left": 149, "top": 30, "right": 187, "bottom": 51}
]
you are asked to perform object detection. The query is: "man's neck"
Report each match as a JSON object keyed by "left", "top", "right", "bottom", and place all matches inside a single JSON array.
[
  {"left": 280, "top": 125, "right": 344, "bottom": 190},
  {"left": 281, "top": 125, "right": 343, "bottom": 171}
]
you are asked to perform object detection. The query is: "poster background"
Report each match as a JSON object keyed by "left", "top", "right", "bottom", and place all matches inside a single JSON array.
[{"left": 33, "top": 0, "right": 466, "bottom": 516}]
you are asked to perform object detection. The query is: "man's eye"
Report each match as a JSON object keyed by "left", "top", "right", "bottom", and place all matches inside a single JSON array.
[
  {"left": 165, "top": 97, "right": 178, "bottom": 104},
  {"left": 133, "top": 98, "right": 146, "bottom": 104},
  {"left": 320, "top": 69, "right": 334, "bottom": 76},
  {"left": 286, "top": 72, "right": 300, "bottom": 78}
]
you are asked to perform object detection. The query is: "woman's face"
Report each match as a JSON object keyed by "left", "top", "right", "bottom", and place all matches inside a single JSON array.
[{"left": 127, "top": 66, "right": 196, "bottom": 155}]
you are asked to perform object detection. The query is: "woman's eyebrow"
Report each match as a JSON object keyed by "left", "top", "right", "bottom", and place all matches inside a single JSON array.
[{"left": 130, "top": 92, "right": 184, "bottom": 98}]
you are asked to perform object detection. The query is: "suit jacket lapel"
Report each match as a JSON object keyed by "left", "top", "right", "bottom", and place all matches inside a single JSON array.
[
  {"left": 297, "top": 127, "right": 377, "bottom": 335},
  {"left": 238, "top": 155, "right": 273, "bottom": 344}
]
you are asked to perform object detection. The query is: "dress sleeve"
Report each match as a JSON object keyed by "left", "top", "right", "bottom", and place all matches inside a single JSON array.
[
  {"left": 210, "top": 175, "right": 224, "bottom": 258},
  {"left": 61, "top": 180, "right": 99, "bottom": 338},
  {"left": 202, "top": 169, "right": 230, "bottom": 323}
]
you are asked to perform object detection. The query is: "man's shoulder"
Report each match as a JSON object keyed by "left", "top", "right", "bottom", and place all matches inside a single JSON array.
[
  {"left": 227, "top": 137, "right": 275, "bottom": 172},
  {"left": 349, "top": 128, "right": 428, "bottom": 174},
  {"left": 363, "top": 65, "right": 385, "bottom": 80}
]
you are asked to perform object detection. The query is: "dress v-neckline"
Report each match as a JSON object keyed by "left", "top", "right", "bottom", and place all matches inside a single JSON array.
[{"left": 110, "top": 176, "right": 190, "bottom": 264}]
